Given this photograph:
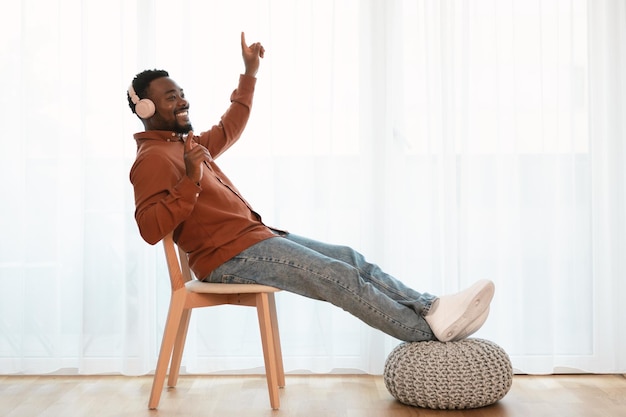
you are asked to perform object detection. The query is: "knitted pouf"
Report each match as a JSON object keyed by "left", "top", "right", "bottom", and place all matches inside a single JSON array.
[{"left": 384, "top": 338, "right": 512, "bottom": 410}]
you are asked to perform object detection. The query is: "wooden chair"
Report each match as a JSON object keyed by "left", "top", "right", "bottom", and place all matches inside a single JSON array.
[{"left": 149, "top": 232, "right": 285, "bottom": 410}]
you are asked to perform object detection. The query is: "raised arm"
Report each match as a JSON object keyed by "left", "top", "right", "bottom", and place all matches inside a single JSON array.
[{"left": 195, "top": 32, "right": 265, "bottom": 158}]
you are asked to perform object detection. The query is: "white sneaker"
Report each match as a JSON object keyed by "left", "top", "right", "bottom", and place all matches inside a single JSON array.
[
  {"left": 455, "top": 306, "right": 490, "bottom": 341},
  {"left": 425, "top": 280, "right": 495, "bottom": 342}
]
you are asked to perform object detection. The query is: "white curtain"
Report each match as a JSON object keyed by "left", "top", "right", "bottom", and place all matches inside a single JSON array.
[{"left": 1, "top": 0, "right": 624, "bottom": 376}]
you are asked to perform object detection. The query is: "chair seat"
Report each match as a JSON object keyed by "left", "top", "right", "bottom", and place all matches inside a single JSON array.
[{"left": 185, "top": 280, "right": 281, "bottom": 294}]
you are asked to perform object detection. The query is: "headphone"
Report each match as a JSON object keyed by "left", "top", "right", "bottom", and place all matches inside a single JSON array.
[{"left": 128, "top": 84, "right": 155, "bottom": 119}]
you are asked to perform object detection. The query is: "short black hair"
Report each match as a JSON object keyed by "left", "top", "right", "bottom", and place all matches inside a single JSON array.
[{"left": 127, "top": 69, "right": 169, "bottom": 114}]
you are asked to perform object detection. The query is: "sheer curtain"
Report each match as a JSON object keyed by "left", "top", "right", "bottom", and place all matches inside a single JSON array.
[{"left": 1, "top": 0, "right": 624, "bottom": 376}]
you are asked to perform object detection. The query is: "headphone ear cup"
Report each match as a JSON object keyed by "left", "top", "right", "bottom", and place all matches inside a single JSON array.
[
  {"left": 134, "top": 98, "right": 155, "bottom": 119},
  {"left": 128, "top": 84, "right": 156, "bottom": 119}
]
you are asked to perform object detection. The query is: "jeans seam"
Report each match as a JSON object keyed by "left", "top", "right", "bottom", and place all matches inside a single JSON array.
[{"left": 360, "top": 270, "right": 413, "bottom": 300}]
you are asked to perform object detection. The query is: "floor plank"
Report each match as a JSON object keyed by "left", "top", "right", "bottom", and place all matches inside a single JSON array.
[{"left": 0, "top": 374, "right": 625, "bottom": 417}]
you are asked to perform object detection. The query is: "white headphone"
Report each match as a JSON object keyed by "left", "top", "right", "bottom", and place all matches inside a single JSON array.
[{"left": 128, "top": 84, "right": 155, "bottom": 119}]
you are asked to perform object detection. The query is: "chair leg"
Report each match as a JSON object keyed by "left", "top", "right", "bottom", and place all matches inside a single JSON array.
[
  {"left": 256, "top": 293, "right": 281, "bottom": 410},
  {"left": 166, "top": 307, "right": 192, "bottom": 388},
  {"left": 149, "top": 289, "right": 187, "bottom": 410},
  {"left": 267, "top": 292, "right": 285, "bottom": 388}
]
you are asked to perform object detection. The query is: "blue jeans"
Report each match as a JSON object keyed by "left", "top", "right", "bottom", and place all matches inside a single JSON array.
[{"left": 203, "top": 233, "right": 437, "bottom": 342}]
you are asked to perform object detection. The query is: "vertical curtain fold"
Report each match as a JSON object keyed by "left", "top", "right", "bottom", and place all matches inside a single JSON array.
[{"left": 588, "top": 0, "right": 626, "bottom": 372}]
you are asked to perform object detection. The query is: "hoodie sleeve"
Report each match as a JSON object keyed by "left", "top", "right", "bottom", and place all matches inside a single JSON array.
[
  {"left": 196, "top": 74, "right": 257, "bottom": 159},
  {"left": 130, "top": 152, "right": 202, "bottom": 245}
]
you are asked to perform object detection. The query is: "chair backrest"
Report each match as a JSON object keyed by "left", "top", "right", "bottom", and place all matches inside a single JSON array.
[{"left": 162, "top": 232, "right": 193, "bottom": 291}]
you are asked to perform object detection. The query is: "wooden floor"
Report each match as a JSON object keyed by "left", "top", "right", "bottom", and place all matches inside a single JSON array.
[{"left": 1, "top": 374, "right": 625, "bottom": 417}]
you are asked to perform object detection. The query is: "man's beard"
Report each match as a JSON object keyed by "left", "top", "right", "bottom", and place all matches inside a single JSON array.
[{"left": 174, "top": 122, "right": 193, "bottom": 134}]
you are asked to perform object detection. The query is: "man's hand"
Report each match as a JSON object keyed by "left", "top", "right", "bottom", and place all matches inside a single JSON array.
[
  {"left": 241, "top": 31, "right": 265, "bottom": 77},
  {"left": 183, "top": 131, "right": 212, "bottom": 184}
]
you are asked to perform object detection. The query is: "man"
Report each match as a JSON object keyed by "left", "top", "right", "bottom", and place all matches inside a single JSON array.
[{"left": 127, "top": 32, "right": 494, "bottom": 343}]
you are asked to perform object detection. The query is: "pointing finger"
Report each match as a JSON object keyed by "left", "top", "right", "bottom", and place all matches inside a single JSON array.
[{"left": 184, "top": 131, "right": 195, "bottom": 150}]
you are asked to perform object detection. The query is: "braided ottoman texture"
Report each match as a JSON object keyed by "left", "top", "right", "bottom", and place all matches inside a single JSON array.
[{"left": 384, "top": 338, "right": 512, "bottom": 410}]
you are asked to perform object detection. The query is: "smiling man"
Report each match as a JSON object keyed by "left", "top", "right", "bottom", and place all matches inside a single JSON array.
[{"left": 127, "top": 32, "right": 495, "bottom": 343}]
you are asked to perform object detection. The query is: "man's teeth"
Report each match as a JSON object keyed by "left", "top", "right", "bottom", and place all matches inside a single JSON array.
[{"left": 177, "top": 111, "right": 188, "bottom": 116}]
